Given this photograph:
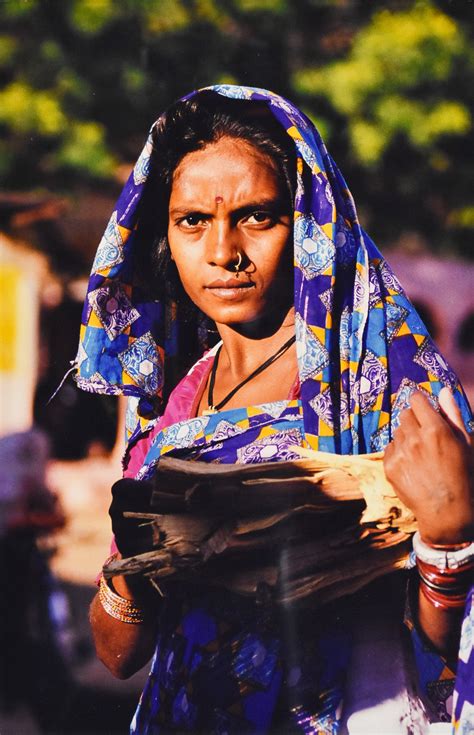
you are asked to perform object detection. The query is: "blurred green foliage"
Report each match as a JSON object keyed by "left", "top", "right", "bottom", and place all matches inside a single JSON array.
[
  {"left": 295, "top": 4, "right": 471, "bottom": 162},
  {"left": 0, "top": 0, "right": 472, "bottom": 259}
]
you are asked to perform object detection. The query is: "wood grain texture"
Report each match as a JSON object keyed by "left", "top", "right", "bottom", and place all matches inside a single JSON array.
[{"left": 103, "top": 451, "right": 415, "bottom": 605}]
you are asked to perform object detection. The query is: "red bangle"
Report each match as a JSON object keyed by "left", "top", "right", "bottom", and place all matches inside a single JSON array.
[
  {"left": 416, "top": 558, "right": 474, "bottom": 611},
  {"left": 419, "top": 579, "right": 469, "bottom": 610},
  {"left": 416, "top": 558, "right": 474, "bottom": 590}
]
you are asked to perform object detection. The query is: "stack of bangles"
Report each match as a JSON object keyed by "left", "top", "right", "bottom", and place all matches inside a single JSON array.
[
  {"left": 99, "top": 574, "right": 148, "bottom": 624},
  {"left": 98, "top": 553, "right": 148, "bottom": 624},
  {"left": 413, "top": 531, "right": 474, "bottom": 611}
]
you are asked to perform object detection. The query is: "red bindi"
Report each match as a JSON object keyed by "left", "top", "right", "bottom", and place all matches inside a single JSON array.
[{"left": 215, "top": 196, "right": 224, "bottom": 203}]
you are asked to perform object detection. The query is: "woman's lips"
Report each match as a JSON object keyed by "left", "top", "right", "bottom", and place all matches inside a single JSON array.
[{"left": 205, "top": 278, "right": 255, "bottom": 300}]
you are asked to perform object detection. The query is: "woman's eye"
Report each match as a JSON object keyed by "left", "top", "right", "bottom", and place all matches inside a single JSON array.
[
  {"left": 246, "top": 211, "right": 274, "bottom": 226},
  {"left": 178, "top": 214, "right": 205, "bottom": 228}
]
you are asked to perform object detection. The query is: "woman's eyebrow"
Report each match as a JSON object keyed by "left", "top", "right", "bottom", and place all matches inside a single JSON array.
[
  {"left": 231, "top": 198, "right": 289, "bottom": 218},
  {"left": 169, "top": 197, "right": 288, "bottom": 218},
  {"left": 168, "top": 206, "right": 211, "bottom": 217},
  {"left": 233, "top": 197, "right": 283, "bottom": 214}
]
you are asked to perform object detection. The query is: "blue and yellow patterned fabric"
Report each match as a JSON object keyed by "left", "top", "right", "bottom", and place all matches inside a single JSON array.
[
  {"left": 74, "top": 84, "right": 472, "bottom": 447},
  {"left": 135, "top": 398, "right": 304, "bottom": 481},
  {"left": 453, "top": 587, "right": 474, "bottom": 734}
]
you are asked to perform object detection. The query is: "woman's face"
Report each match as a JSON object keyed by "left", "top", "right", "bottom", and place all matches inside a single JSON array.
[{"left": 167, "top": 136, "right": 293, "bottom": 329}]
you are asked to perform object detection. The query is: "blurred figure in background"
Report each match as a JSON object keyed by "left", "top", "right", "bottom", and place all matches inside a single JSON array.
[{"left": 0, "top": 428, "right": 75, "bottom": 731}]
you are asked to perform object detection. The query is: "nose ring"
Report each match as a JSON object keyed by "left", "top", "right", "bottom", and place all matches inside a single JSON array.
[{"left": 234, "top": 252, "right": 243, "bottom": 272}]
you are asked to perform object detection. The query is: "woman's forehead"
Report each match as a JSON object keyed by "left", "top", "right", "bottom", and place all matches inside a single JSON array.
[
  {"left": 172, "top": 136, "right": 278, "bottom": 181},
  {"left": 170, "top": 137, "right": 282, "bottom": 201}
]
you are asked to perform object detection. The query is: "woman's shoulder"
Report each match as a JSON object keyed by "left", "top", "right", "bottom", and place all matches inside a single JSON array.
[{"left": 123, "top": 347, "right": 218, "bottom": 477}]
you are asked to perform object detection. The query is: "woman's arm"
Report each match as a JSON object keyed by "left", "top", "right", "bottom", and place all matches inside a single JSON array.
[
  {"left": 384, "top": 388, "right": 473, "bottom": 657},
  {"left": 89, "top": 571, "right": 159, "bottom": 679},
  {"left": 89, "top": 356, "right": 208, "bottom": 680},
  {"left": 90, "top": 477, "right": 162, "bottom": 678}
]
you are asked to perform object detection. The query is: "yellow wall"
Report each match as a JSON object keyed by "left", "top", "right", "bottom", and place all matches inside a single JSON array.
[{"left": 0, "top": 235, "right": 46, "bottom": 436}]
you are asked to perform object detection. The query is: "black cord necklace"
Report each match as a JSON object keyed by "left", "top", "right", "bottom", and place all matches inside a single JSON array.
[{"left": 205, "top": 333, "right": 296, "bottom": 414}]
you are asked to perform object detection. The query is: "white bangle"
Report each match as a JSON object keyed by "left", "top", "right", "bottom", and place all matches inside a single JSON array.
[{"left": 412, "top": 531, "right": 474, "bottom": 571}]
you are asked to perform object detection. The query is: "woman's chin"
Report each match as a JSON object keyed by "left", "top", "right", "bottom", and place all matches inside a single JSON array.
[
  {"left": 209, "top": 303, "right": 293, "bottom": 335},
  {"left": 209, "top": 308, "right": 264, "bottom": 329}
]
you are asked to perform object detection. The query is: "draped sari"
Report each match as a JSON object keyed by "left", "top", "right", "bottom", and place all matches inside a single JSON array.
[{"left": 74, "top": 86, "right": 472, "bottom": 733}]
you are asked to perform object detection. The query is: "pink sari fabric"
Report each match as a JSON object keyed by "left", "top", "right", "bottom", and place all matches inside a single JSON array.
[
  {"left": 123, "top": 346, "right": 300, "bottom": 479},
  {"left": 123, "top": 349, "right": 216, "bottom": 478}
]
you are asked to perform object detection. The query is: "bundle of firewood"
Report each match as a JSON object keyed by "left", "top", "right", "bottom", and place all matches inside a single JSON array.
[{"left": 103, "top": 449, "right": 416, "bottom": 606}]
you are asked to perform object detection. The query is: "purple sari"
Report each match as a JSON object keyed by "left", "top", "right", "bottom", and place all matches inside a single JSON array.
[{"left": 74, "top": 86, "right": 473, "bottom": 733}]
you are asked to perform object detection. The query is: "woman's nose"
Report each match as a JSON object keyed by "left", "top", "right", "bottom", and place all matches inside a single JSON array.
[{"left": 205, "top": 221, "right": 241, "bottom": 268}]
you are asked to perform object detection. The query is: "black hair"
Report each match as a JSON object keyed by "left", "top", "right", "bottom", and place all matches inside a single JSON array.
[{"left": 134, "top": 90, "right": 296, "bottom": 302}]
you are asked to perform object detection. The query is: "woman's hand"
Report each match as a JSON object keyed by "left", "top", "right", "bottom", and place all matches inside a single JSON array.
[
  {"left": 383, "top": 388, "right": 474, "bottom": 546},
  {"left": 109, "top": 478, "right": 157, "bottom": 558}
]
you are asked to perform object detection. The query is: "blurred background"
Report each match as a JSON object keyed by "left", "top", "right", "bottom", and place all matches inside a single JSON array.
[{"left": 0, "top": 0, "right": 472, "bottom": 732}]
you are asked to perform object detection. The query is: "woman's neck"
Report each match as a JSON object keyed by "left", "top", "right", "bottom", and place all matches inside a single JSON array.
[{"left": 215, "top": 306, "right": 296, "bottom": 380}]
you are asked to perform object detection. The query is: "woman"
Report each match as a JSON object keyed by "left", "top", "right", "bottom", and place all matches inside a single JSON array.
[{"left": 77, "top": 86, "right": 473, "bottom": 733}]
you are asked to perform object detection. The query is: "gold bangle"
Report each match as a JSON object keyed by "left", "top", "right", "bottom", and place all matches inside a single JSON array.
[{"left": 98, "top": 574, "right": 147, "bottom": 624}]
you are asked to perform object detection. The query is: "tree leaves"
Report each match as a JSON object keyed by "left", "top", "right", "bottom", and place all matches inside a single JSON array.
[{"left": 0, "top": 0, "right": 472, "bottom": 256}]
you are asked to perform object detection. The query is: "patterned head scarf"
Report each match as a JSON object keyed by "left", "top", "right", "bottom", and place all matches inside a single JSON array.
[{"left": 75, "top": 85, "right": 471, "bottom": 454}]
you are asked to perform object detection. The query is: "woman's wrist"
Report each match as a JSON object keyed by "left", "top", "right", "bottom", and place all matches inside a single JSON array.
[
  {"left": 101, "top": 551, "right": 159, "bottom": 610},
  {"left": 99, "top": 574, "right": 149, "bottom": 624},
  {"left": 415, "top": 575, "right": 464, "bottom": 659},
  {"left": 416, "top": 521, "right": 474, "bottom": 548},
  {"left": 112, "top": 572, "right": 156, "bottom": 603},
  {"left": 412, "top": 531, "right": 473, "bottom": 612},
  {"left": 413, "top": 531, "right": 474, "bottom": 569}
]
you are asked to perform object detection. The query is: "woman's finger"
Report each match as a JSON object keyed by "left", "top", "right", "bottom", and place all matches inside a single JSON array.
[
  {"left": 397, "top": 405, "right": 420, "bottom": 435},
  {"left": 382, "top": 438, "right": 397, "bottom": 476},
  {"left": 438, "top": 386, "right": 470, "bottom": 442},
  {"left": 408, "top": 390, "right": 442, "bottom": 429}
]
